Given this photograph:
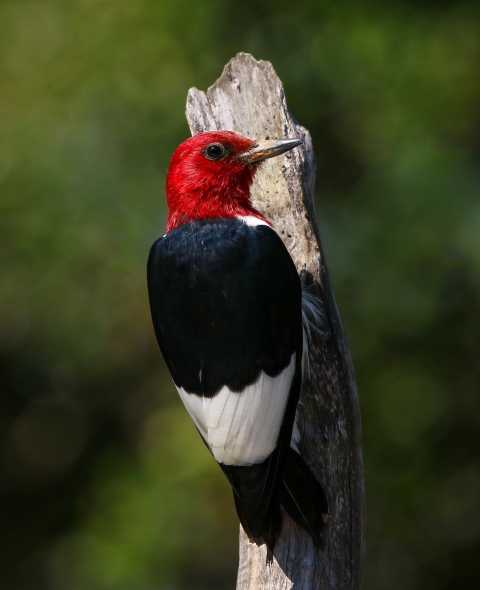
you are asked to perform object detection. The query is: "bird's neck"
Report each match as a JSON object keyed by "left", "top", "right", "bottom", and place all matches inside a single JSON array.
[{"left": 166, "top": 172, "right": 270, "bottom": 232}]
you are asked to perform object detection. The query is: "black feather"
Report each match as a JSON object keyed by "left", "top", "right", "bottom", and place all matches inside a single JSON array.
[{"left": 279, "top": 448, "right": 329, "bottom": 548}]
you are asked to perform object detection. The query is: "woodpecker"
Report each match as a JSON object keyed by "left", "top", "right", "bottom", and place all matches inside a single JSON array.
[{"left": 147, "top": 131, "right": 328, "bottom": 553}]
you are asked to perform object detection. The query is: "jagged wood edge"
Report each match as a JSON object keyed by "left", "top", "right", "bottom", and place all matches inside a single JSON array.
[{"left": 186, "top": 53, "right": 365, "bottom": 590}]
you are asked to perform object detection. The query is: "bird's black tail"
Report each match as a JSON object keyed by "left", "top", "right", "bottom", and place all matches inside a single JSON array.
[
  {"left": 221, "top": 453, "right": 284, "bottom": 557},
  {"left": 222, "top": 447, "right": 328, "bottom": 555},
  {"left": 279, "top": 447, "right": 329, "bottom": 548}
]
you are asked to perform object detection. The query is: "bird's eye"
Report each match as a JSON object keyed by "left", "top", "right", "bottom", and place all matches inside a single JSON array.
[{"left": 204, "top": 143, "right": 225, "bottom": 160}]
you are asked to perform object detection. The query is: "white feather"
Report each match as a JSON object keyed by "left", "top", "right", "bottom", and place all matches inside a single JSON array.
[
  {"left": 237, "top": 215, "right": 271, "bottom": 228},
  {"left": 176, "top": 353, "right": 296, "bottom": 466}
]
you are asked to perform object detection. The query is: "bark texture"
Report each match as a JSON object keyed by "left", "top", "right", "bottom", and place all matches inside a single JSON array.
[{"left": 186, "top": 53, "right": 365, "bottom": 590}]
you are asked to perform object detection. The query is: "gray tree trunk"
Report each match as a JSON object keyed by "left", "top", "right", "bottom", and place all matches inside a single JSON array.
[{"left": 186, "top": 53, "right": 365, "bottom": 590}]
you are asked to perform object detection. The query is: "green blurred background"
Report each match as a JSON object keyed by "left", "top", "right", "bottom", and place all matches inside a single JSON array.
[{"left": 1, "top": 0, "right": 479, "bottom": 588}]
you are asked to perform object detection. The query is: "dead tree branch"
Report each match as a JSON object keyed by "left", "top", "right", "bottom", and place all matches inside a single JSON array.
[{"left": 186, "top": 53, "right": 365, "bottom": 590}]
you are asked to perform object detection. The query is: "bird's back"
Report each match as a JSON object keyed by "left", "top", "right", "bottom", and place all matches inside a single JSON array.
[{"left": 147, "top": 217, "right": 303, "bottom": 398}]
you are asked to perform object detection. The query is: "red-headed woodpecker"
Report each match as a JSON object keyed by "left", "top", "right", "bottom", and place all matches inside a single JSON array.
[{"left": 147, "top": 131, "right": 328, "bottom": 553}]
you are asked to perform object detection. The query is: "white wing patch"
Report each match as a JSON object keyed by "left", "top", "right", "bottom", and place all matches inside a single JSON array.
[{"left": 176, "top": 353, "right": 296, "bottom": 466}]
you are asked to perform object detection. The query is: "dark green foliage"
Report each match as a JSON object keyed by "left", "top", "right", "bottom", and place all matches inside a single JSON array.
[{"left": 1, "top": 0, "right": 479, "bottom": 588}]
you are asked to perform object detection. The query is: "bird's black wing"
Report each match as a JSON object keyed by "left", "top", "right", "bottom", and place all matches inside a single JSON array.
[{"left": 147, "top": 218, "right": 302, "bottom": 395}]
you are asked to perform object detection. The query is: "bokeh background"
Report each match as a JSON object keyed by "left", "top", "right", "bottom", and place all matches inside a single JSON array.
[{"left": 1, "top": 0, "right": 480, "bottom": 588}]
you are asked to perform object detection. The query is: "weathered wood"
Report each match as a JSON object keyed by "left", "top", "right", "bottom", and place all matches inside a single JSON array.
[{"left": 186, "top": 53, "right": 365, "bottom": 590}]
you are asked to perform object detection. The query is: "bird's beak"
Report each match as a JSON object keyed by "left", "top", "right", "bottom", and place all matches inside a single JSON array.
[{"left": 237, "top": 137, "right": 303, "bottom": 164}]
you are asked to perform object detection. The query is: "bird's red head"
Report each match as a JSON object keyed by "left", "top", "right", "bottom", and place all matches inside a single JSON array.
[{"left": 165, "top": 131, "right": 302, "bottom": 231}]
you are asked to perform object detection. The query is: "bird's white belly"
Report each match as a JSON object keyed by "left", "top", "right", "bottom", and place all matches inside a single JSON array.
[{"left": 176, "top": 353, "right": 296, "bottom": 466}]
